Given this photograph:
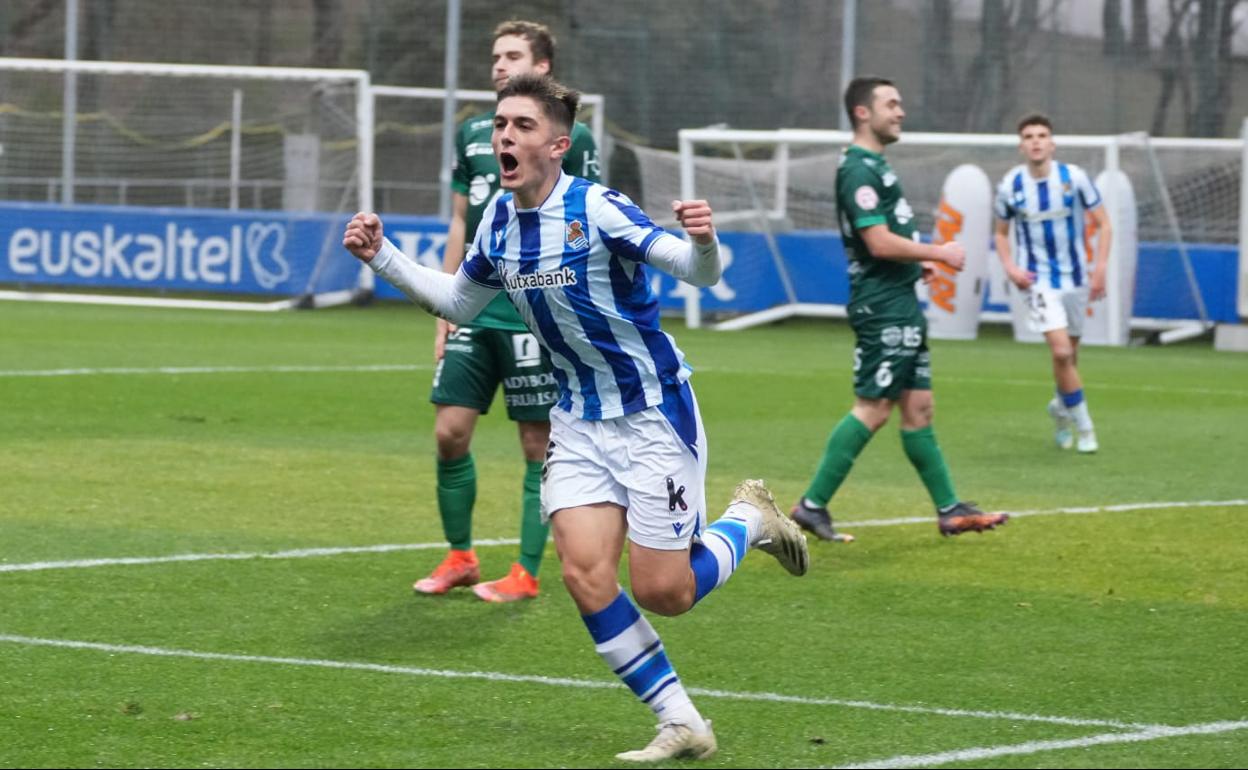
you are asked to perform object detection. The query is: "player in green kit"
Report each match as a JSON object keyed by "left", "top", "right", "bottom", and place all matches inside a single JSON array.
[
  {"left": 789, "top": 76, "right": 1009, "bottom": 540},
  {"left": 415, "top": 20, "right": 600, "bottom": 601}
]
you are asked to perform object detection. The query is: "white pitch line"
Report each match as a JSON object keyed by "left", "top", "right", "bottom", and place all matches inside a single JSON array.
[
  {"left": 696, "top": 366, "right": 1248, "bottom": 399},
  {"left": 941, "top": 375, "right": 1248, "bottom": 399},
  {"left": 684, "top": 685, "right": 1152, "bottom": 729},
  {"left": 837, "top": 498, "right": 1248, "bottom": 530},
  {"left": 833, "top": 719, "right": 1248, "bottom": 769},
  {"left": 0, "top": 634, "right": 1154, "bottom": 730},
  {"left": 0, "top": 539, "right": 519, "bottom": 573},
  {"left": 4, "top": 363, "right": 1244, "bottom": 399},
  {"left": 4, "top": 499, "right": 1245, "bottom": 575},
  {"left": 0, "top": 364, "right": 432, "bottom": 378}
]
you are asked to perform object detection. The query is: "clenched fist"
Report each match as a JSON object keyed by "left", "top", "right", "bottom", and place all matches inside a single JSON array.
[{"left": 343, "top": 212, "right": 384, "bottom": 262}]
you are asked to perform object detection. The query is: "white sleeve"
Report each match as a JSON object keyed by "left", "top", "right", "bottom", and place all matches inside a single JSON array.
[
  {"left": 993, "top": 176, "right": 1015, "bottom": 221},
  {"left": 643, "top": 232, "right": 723, "bottom": 288},
  {"left": 590, "top": 187, "right": 721, "bottom": 286},
  {"left": 593, "top": 189, "right": 668, "bottom": 263},
  {"left": 368, "top": 238, "right": 498, "bottom": 323},
  {"left": 1075, "top": 167, "right": 1103, "bottom": 209}
]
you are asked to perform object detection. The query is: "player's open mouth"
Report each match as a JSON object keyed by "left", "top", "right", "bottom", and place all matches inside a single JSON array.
[{"left": 500, "top": 152, "right": 519, "bottom": 175}]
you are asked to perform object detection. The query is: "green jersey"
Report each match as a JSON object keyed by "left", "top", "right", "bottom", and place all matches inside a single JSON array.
[
  {"left": 836, "top": 144, "right": 922, "bottom": 312},
  {"left": 450, "top": 111, "right": 600, "bottom": 330}
]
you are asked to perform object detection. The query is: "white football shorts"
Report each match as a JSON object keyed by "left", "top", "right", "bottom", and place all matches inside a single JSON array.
[
  {"left": 541, "top": 383, "right": 708, "bottom": 551},
  {"left": 1025, "top": 285, "right": 1089, "bottom": 336}
]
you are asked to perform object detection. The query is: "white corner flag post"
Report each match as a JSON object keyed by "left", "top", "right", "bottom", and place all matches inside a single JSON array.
[{"left": 926, "top": 164, "right": 991, "bottom": 339}]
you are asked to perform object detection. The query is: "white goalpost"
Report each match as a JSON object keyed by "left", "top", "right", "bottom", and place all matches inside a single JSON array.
[
  {"left": 1240, "top": 117, "right": 1248, "bottom": 321},
  {"left": 1214, "top": 116, "right": 1248, "bottom": 352},
  {"left": 0, "top": 58, "right": 610, "bottom": 312},
  {"left": 368, "top": 83, "right": 607, "bottom": 230},
  {"left": 370, "top": 85, "right": 606, "bottom": 176},
  {"left": 665, "top": 127, "right": 1242, "bottom": 343},
  {"left": 0, "top": 56, "right": 374, "bottom": 311}
]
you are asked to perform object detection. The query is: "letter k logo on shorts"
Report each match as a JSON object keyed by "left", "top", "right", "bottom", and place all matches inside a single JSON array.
[{"left": 666, "top": 477, "right": 687, "bottom": 512}]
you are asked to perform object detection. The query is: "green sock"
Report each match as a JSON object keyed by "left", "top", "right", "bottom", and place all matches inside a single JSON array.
[
  {"left": 900, "top": 426, "right": 959, "bottom": 510},
  {"left": 517, "top": 460, "right": 547, "bottom": 577},
  {"left": 804, "top": 413, "right": 874, "bottom": 507},
  {"left": 436, "top": 453, "right": 476, "bottom": 550}
]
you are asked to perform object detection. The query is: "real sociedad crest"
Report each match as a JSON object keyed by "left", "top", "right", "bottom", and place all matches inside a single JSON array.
[{"left": 565, "top": 219, "right": 589, "bottom": 250}]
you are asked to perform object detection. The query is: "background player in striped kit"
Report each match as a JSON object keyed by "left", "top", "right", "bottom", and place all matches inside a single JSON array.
[
  {"left": 417, "top": 20, "right": 601, "bottom": 603},
  {"left": 993, "top": 113, "right": 1111, "bottom": 454},
  {"left": 344, "top": 74, "right": 809, "bottom": 763}
]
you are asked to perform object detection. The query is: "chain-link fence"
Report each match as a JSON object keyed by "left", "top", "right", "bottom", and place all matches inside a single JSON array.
[{"left": 2, "top": 0, "right": 1245, "bottom": 212}]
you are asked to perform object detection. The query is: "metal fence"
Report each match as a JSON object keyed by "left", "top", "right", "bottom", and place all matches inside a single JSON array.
[{"left": 1, "top": 0, "right": 1245, "bottom": 213}]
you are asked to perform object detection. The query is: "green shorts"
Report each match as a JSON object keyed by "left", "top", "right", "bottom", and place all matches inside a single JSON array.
[
  {"left": 430, "top": 325, "right": 559, "bottom": 422},
  {"left": 851, "top": 312, "right": 932, "bottom": 400}
]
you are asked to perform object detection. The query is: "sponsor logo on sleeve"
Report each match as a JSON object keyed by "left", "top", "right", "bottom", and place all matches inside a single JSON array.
[{"left": 855, "top": 186, "right": 879, "bottom": 210}]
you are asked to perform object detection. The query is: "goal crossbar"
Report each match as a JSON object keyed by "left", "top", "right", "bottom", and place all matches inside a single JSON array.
[{"left": 677, "top": 126, "right": 1243, "bottom": 337}]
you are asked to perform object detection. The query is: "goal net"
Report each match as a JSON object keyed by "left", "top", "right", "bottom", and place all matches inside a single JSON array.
[
  {"left": 1121, "top": 134, "right": 1240, "bottom": 340},
  {"left": 370, "top": 86, "right": 606, "bottom": 217},
  {"left": 639, "top": 127, "right": 1240, "bottom": 342},
  {"left": 0, "top": 57, "right": 373, "bottom": 310}
]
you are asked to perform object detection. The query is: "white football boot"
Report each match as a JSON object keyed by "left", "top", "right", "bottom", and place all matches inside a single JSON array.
[
  {"left": 731, "top": 479, "right": 809, "bottom": 576},
  {"left": 1047, "top": 398, "right": 1074, "bottom": 450},
  {"left": 1077, "top": 429, "right": 1099, "bottom": 454},
  {"left": 615, "top": 720, "right": 717, "bottom": 762}
]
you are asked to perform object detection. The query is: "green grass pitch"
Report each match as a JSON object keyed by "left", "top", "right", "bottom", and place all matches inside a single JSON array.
[{"left": 1, "top": 300, "right": 1246, "bottom": 768}]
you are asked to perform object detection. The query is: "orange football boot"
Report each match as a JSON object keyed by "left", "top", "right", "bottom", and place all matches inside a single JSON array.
[
  {"left": 412, "top": 549, "right": 480, "bottom": 594},
  {"left": 472, "top": 562, "right": 539, "bottom": 603}
]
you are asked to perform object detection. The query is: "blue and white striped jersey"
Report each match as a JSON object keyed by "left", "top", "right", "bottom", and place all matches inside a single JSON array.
[
  {"left": 460, "top": 172, "right": 693, "bottom": 422},
  {"left": 994, "top": 162, "right": 1102, "bottom": 290}
]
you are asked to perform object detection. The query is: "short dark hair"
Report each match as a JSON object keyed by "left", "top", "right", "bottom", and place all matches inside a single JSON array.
[
  {"left": 493, "top": 20, "right": 556, "bottom": 70},
  {"left": 497, "top": 73, "right": 579, "bottom": 134},
  {"left": 1017, "top": 112, "right": 1053, "bottom": 135},
  {"left": 844, "top": 76, "right": 894, "bottom": 128}
]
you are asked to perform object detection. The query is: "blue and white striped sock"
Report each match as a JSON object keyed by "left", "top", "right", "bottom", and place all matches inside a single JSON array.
[
  {"left": 689, "top": 504, "right": 760, "bottom": 605},
  {"left": 582, "top": 591, "right": 706, "bottom": 730},
  {"left": 1061, "top": 388, "right": 1094, "bottom": 431}
]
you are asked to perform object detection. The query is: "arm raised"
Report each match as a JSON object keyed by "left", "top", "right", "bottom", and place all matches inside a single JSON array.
[{"left": 344, "top": 213, "right": 498, "bottom": 323}]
